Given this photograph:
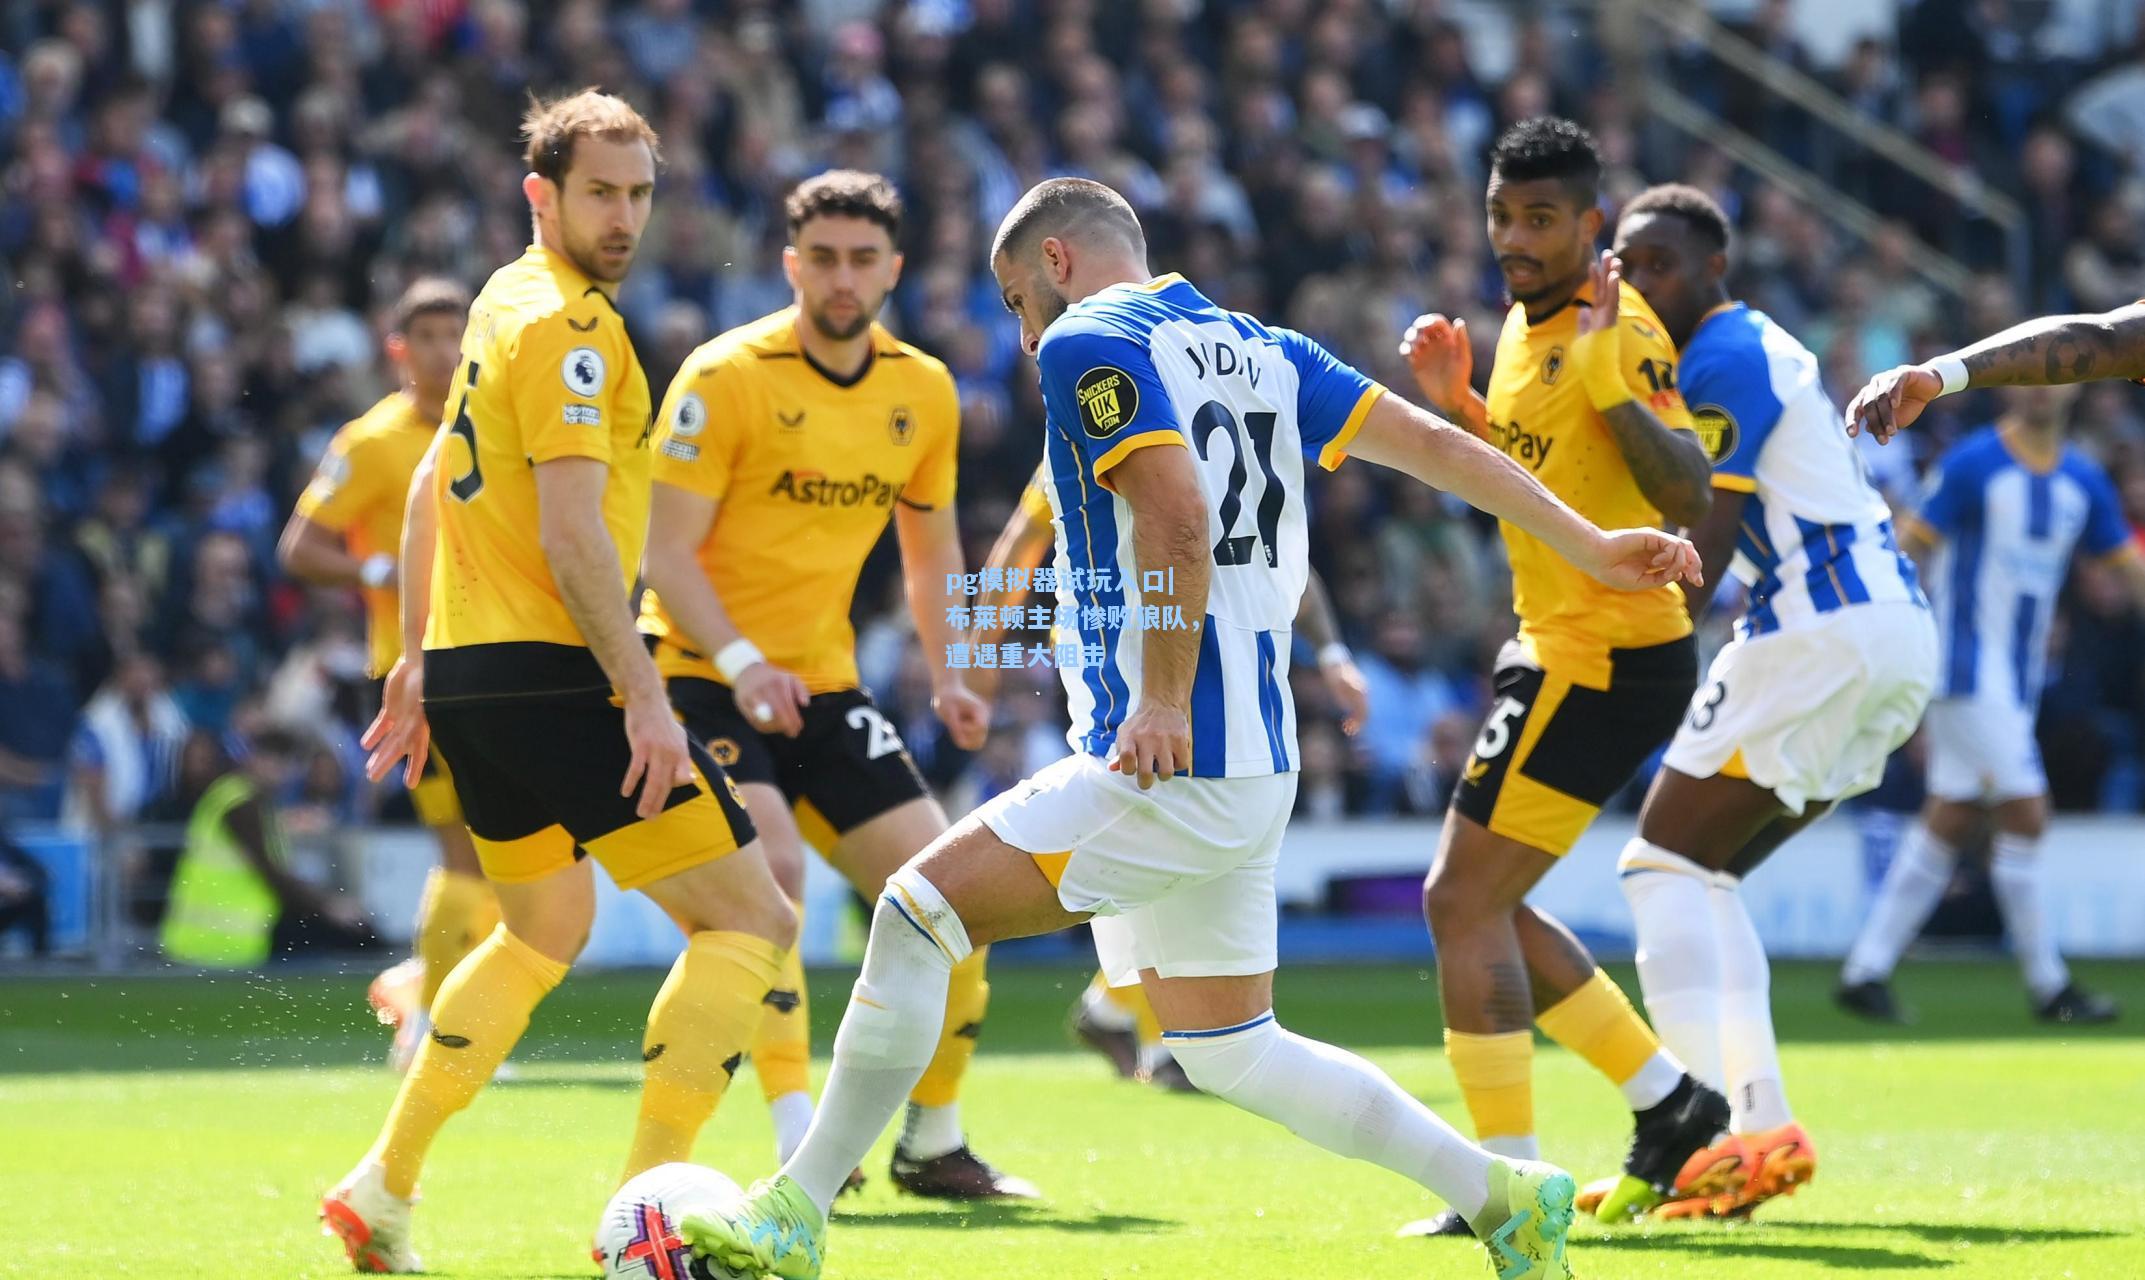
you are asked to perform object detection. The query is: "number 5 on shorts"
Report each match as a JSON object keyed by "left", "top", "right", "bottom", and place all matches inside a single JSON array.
[{"left": 1473, "top": 695, "right": 1528, "bottom": 761}]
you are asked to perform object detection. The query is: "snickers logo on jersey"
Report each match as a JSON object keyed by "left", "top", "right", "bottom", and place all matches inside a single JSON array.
[
  {"left": 1488, "top": 418, "right": 1555, "bottom": 469},
  {"left": 1075, "top": 365, "right": 1137, "bottom": 438},
  {"left": 1691, "top": 403, "right": 1739, "bottom": 463},
  {"left": 888, "top": 405, "right": 914, "bottom": 445},
  {"left": 562, "top": 347, "right": 606, "bottom": 396},
  {"left": 769, "top": 469, "right": 906, "bottom": 508}
]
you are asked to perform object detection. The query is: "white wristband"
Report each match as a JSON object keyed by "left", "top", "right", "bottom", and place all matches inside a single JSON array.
[
  {"left": 1931, "top": 356, "right": 1969, "bottom": 397},
  {"left": 714, "top": 637, "right": 766, "bottom": 683},
  {"left": 359, "top": 553, "right": 395, "bottom": 588},
  {"left": 1317, "top": 642, "right": 1353, "bottom": 669}
]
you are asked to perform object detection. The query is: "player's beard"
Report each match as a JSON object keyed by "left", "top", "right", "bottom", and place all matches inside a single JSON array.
[
  {"left": 805, "top": 290, "right": 886, "bottom": 342},
  {"left": 561, "top": 217, "right": 637, "bottom": 283}
]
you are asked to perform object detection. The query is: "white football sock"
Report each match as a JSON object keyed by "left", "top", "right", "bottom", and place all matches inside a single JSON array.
[
  {"left": 782, "top": 869, "right": 971, "bottom": 1214},
  {"left": 1166, "top": 1013, "right": 1495, "bottom": 1222},
  {"left": 1842, "top": 822, "right": 1957, "bottom": 985},
  {"left": 898, "top": 1102, "right": 964, "bottom": 1161},
  {"left": 768, "top": 1091, "right": 815, "bottom": 1164},
  {"left": 1137, "top": 1041, "right": 1174, "bottom": 1074},
  {"left": 1711, "top": 875, "right": 1792, "bottom": 1133},
  {"left": 1618, "top": 839, "right": 1724, "bottom": 1091},
  {"left": 1620, "top": 1051, "right": 1687, "bottom": 1112},
  {"left": 1990, "top": 830, "right": 2068, "bottom": 1002},
  {"left": 1481, "top": 1135, "right": 1540, "bottom": 1161}
]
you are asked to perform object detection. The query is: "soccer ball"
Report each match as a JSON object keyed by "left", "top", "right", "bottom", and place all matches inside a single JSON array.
[{"left": 596, "top": 1162, "right": 749, "bottom": 1280}]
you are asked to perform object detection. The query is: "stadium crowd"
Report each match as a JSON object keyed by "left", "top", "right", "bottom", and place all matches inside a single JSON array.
[{"left": 4, "top": 0, "right": 2145, "bottom": 893}]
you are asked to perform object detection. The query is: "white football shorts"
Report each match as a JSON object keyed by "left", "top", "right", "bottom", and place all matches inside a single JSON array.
[
  {"left": 975, "top": 751, "right": 1298, "bottom": 986},
  {"left": 1664, "top": 600, "right": 1938, "bottom": 813},
  {"left": 1923, "top": 695, "right": 2046, "bottom": 803}
]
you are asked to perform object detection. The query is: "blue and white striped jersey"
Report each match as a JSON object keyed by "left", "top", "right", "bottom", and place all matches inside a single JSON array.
[
  {"left": 1915, "top": 426, "right": 2131, "bottom": 707},
  {"left": 1681, "top": 303, "right": 1925, "bottom": 639},
  {"left": 1032, "top": 273, "right": 1383, "bottom": 777}
]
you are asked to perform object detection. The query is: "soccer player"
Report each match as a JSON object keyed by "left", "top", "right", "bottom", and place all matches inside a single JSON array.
[
  {"left": 638, "top": 170, "right": 1033, "bottom": 1198},
  {"left": 279, "top": 277, "right": 498, "bottom": 1070},
  {"left": 1839, "top": 302, "right": 2145, "bottom": 1025},
  {"left": 1394, "top": 119, "right": 1727, "bottom": 1238},
  {"left": 321, "top": 91, "right": 795, "bottom": 1274},
  {"left": 680, "top": 177, "right": 1702, "bottom": 1280},
  {"left": 1837, "top": 413, "right": 2143, "bottom": 1026},
  {"left": 1597, "top": 185, "right": 1936, "bottom": 1219},
  {"left": 974, "top": 465, "right": 1369, "bottom": 1091}
]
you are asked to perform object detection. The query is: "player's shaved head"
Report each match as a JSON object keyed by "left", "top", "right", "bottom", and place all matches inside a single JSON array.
[
  {"left": 990, "top": 178, "right": 1146, "bottom": 268},
  {"left": 990, "top": 178, "right": 1150, "bottom": 354}
]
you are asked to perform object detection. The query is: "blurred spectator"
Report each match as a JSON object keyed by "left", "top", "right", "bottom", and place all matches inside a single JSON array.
[
  {"left": 0, "top": 832, "right": 52, "bottom": 955},
  {"left": 0, "top": 0, "right": 2137, "bottom": 840},
  {"left": 158, "top": 723, "right": 375, "bottom": 968},
  {"left": 63, "top": 650, "right": 189, "bottom": 838}
]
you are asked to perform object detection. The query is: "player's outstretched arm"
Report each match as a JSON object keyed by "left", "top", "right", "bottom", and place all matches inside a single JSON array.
[
  {"left": 1106, "top": 442, "right": 1210, "bottom": 788},
  {"left": 1848, "top": 302, "right": 2145, "bottom": 443},
  {"left": 1295, "top": 571, "right": 1367, "bottom": 735},
  {"left": 896, "top": 501, "right": 989, "bottom": 750},
  {"left": 278, "top": 513, "right": 384, "bottom": 590},
  {"left": 536, "top": 457, "right": 692, "bottom": 818},
  {"left": 643, "top": 482, "right": 809, "bottom": 738},
  {"left": 1347, "top": 391, "right": 1703, "bottom": 593},
  {"left": 1576, "top": 254, "right": 1713, "bottom": 527},
  {"left": 363, "top": 431, "right": 444, "bottom": 787},
  {"left": 964, "top": 488, "right": 1055, "bottom": 705},
  {"left": 1398, "top": 312, "right": 1491, "bottom": 440}
]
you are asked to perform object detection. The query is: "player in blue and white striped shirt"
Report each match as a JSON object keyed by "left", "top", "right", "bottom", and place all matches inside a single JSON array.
[
  {"left": 686, "top": 178, "right": 1705, "bottom": 1280},
  {"left": 1590, "top": 185, "right": 1937, "bottom": 1222},
  {"left": 1840, "top": 381, "right": 2144, "bottom": 1024}
]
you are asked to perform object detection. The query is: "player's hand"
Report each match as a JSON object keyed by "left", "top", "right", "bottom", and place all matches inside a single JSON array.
[
  {"left": 620, "top": 692, "right": 694, "bottom": 820},
  {"left": 1321, "top": 660, "right": 1369, "bottom": 736},
  {"left": 733, "top": 661, "right": 810, "bottom": 738},
  {"left": 1110, "top": 702, "right": 1191, "bottom": 790},
  {"left": 1575, "top": 251, "right": 1620, "bottom": 338},
  {"left": 1399, "top": 312, "right": 1472, "bottom": 413},
  {"left": 932, "top": 678, "right": 991, "bottom": 752},
  {"left": 362, "top": 656, "right": 430, "bottom": 788},
  {"left": 1845, "top": 364, "right": 1943, "bottom": 445},
  {"left": 1584, "top": 527, "right": 1705, "bottom": 592}
]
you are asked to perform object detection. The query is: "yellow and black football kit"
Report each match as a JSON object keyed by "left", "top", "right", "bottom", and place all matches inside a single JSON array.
[
  {"left": 420, "top": 244, "right": 752, "bottom": 889},
  {"left": 294, "top": 392, "right": 463, "bottom": 826},
  {"left": 1451, "top": 281, "right": 1701, "bottom": 854},
  {"left": 641, "top": 307, "right": 957, "bottom": 844}
]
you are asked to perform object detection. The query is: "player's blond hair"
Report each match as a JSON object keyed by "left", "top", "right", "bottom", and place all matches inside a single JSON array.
[
  {"left": 391, "top": 276, "right": 470, "bottom": 333},
  {"left": 521, "top": 88, "right": 662, "bottom": 185}
]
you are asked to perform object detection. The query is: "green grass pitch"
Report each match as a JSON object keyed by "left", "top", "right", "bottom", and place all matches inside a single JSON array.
[{"left": 3, "top": 958, "right": 2139, "bottom": 1278}]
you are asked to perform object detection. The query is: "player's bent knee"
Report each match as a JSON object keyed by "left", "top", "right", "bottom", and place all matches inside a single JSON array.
[
  {"left": 879, "top": 864, "right": 974, "bottom": 965},
  {"left": 1162, "top": 1011, "right": 1281, "bottom": 1098}
]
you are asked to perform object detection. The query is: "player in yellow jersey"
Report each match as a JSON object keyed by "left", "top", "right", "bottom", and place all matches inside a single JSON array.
[
  {"left": 279, "top": 276, "right": 500, "bottom": 1072},
  {"left": 1392, "top": 119, "right": 1730, "bottom": 1238},
  {"left": 639, "top": 171, "right": 1034, "bottom": 1199},
  {"left": 321, "top": 91, "right": 795, "bottom": 1275},
  {"left": 971, "top": 466, "right": 1369, "bottom": 1092}
]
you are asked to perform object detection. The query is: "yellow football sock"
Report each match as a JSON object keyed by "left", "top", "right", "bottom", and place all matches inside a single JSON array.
[
  {"left": 414, "top": 868, "right": 499, "bottom": 1011},
  {"left": 754, "top": 901, "right": 811, "bottom": 1104},
  {"left": 1113, "top": 981, "right": 1164, "bottom": 1047},
  {"left": 1445, "top": 1028, "right": 1535, "bottom": 1143},
  {"left": 1536, "top": 968, "right": 1662, "bottom": 1086},
  {"left": 909, "top": 946, "right": 990, "bottom": 1107},
  {"left": 366, "top": 925, "right": 567, "bottom": 1198},
  {"left": 624, "top": 931, "right": 785, "bottom": 1178}
]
